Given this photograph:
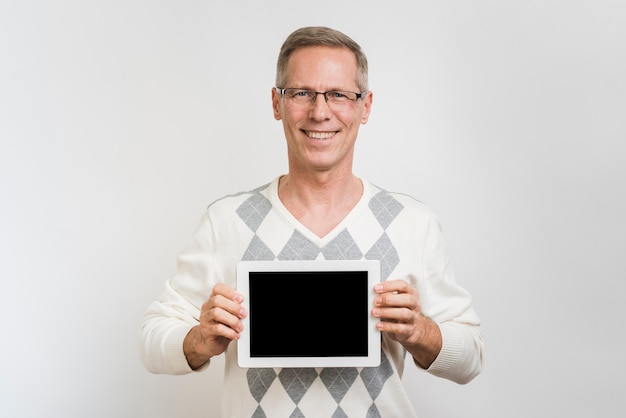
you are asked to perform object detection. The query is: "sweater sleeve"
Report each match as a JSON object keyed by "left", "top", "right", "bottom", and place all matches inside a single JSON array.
[
  {"left": 417, "top": 211, "right": 484, "bottom": 384},
  {"left": 139, "top": 211, "right": 217, "bottom": 375}
]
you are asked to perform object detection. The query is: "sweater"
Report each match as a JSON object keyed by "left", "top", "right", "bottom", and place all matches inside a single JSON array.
[{"left": 140, "top": 177, "right": 483, "bottom": 417}]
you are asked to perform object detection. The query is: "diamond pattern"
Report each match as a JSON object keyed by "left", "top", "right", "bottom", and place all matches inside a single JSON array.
[
  {"left": 320, "top": 367, "right": 359, "bottom": 403},
  {"left": 332, "top": 406, "right": 349, "bottom": 418},
  {"left": 359, "top": 352, "right": 394, "bottom": 401},
  {"left": 321, "top": 230, "right": 363, "bottom": 260},
  {"left": 368, "top": 191, "right": 404, "bottom": 229},
  {"left": 242, "top": 235, "right": 275, "bottom": 261},
  {"left": 366, "top": 403, "right": 382, "bottom": 418},
  {"left": 278, "top": 230, "right": 320, "bottom": 260},
  {"left": 237, "top": 194, "right": 272, "bottom": 232},
  {"left": 289, "top": 407, "right": 306, "bottom": 418},
  {"left": 247, "top": 368, "right": 278, "bottom": 402},
  {"left": 238, "top": 183, "right": 409, "bottom": 416},
  {"left": 279, "top": 368, "right": 319, "bottom": 405},
  {"left": 251, "top": 405, "right": 267, "bottom": 418},
  {"left": 365, "top": 233, "right": 399, "bottom": 280}
]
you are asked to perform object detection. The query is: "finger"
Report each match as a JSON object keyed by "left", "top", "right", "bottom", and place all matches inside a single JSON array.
[
  {"left": 212, "top": 283, "right": 244, "bottom": 304},
  {"left": 208, "top": 283, "right": 247, "bottom": 318},
  {"left": 199, "top": 303, "right": 245, "bottom": 343},
  {"left": 204, "top": 304, "right": 245, "bottom": 332},
  {"left": 372, "top": 306, "right": 416, "bottom": 323},
  {"left": 374, "top": 279, "right": 416, "bottom": 295},
  {"left": 201, "top": 320, "right": 243, "bottom": 341},
  {"left": 375, "top": 320, "right": 414, "bottom": 341},
  {"left": 375, "top": 292, "right": 419, "bottom": 310},
  {"left": 207, "top": 293, "right": 247, "bottom": 319}
]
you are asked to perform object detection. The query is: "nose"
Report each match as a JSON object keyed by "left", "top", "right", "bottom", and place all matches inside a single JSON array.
[
  {"left": 311, "top": 92, "right": 329, "bottom": 104},
  {"left": 309, "top": 92, "right": 331, "bottom": 119}
]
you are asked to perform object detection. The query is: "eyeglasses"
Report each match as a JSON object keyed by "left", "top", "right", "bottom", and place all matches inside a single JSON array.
[{"left": 275, "top": 87, "right": 367, "bottom": 107}]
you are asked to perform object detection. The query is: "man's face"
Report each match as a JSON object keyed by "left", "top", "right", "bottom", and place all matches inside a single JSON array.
[{"left": 272, "top": 46, "right": 372, "bottom": 175}]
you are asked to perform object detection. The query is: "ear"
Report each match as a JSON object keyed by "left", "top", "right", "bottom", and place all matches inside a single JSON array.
[
  {"left": 360, "top": 91, "right": 373, "bottom": 124},
  {"left": 271, "top": 88, "right": 282, "bottom": 120}
]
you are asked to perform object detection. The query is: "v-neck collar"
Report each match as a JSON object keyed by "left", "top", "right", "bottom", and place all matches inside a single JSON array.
[{"left": 268, "top": 176, "right": 370, "bottom": 246}]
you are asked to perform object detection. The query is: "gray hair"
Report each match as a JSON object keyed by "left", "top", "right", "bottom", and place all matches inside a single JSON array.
[{"left": 275, "top": 26, "right": 369, "bottom": 92}]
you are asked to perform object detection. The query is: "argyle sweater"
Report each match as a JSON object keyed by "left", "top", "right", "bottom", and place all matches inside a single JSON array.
[{"left": 140, "top": 177, "right": 483, "bottom": 417}]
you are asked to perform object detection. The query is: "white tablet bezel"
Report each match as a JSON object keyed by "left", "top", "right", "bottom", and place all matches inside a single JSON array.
[{"left": 236, "top": 259, "right": 381, "bottom": 368}]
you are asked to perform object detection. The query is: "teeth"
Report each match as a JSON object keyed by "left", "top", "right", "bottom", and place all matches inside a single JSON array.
[{"left": 306, "top": 131, "right": 335, "bottom": 139}]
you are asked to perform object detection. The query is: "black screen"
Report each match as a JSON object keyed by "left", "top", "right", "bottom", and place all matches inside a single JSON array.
[{"left": 248, "top": 270, "right": 369, "bottom": 357}]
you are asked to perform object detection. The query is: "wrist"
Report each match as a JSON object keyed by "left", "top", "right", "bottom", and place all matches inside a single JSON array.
[
  {"left": 183, "top": 326, "right": 212, "bottom": 370},
  {"left": 408, "top": 315, "right": 442, "bottom": 369}
]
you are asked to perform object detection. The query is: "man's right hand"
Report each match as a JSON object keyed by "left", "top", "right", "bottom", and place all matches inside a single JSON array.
[{"left": 183, "top": 283, "right": 247, "bottom": 370}]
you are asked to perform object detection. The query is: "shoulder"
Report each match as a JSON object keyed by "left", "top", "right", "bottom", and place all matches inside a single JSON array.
[
  {"left": 365, "top": 180, "right": 435, "bottom": 220},
  {"left": 206, "top": 180, "right": 274, "bottom": 214}
]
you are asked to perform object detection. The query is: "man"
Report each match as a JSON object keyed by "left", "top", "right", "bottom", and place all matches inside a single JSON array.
[{"left": 141, "top": 26, "right": 483, "bottom": 417}]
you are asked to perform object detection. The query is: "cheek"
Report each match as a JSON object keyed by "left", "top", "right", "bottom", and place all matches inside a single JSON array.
[
  {"left": 342, "top": 114, "right": 362, "bottom": 130},
  {"left": 283, "top": 108, "right": 308, "bottom": 127},
  {"left": 335, "top": 106, "right": 364, "bottom": 126}
]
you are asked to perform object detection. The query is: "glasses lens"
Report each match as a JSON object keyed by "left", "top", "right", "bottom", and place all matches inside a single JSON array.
[
  {"left": 285, "top": 89, "right": 314, "bottom": 104},
  {"left": 326, "top": 91, "right": 356, "bottom": 104},
  {"left": 283, "top": 89, "right": 358, "bottom": 107}
]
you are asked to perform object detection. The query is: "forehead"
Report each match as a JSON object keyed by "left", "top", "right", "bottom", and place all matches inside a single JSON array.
[{"left": 285, "top": 46, "right": 359, "bottom": 89}]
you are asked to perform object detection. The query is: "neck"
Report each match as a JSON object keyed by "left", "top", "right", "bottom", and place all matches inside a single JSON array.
[
  {"left": 278, "top": 171, "right": 363, "bottom": 238},
  {"left": 279, "top": 170, "right": 359, "bottom": 205}
]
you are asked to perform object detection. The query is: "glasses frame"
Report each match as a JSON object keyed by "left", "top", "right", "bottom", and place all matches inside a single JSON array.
[{"left": 275, "top": 87, "right": 367, "bottom": 106}]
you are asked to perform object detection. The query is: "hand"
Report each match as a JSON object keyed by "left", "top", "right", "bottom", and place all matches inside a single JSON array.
[
  {"left": 183, "top": 283, "right": 247, "bottom": 369},
  {"left": 372, "top": 279, "right": 422, "bottom": 343},
  {"left": 372, "top": 279, "right": 442, "bottom": 368}
]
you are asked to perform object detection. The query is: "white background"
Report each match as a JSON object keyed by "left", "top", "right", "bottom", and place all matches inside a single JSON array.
[{"left": 1, "top": 1, "right": 625, "bottom": 417}]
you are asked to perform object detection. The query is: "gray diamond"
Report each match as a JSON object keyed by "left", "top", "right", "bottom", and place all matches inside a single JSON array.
[
  {"left": 242, "top": 235, "right": 275, "bottom": 261},
  {"left": 278, "top": 230, "right": 320, "bottom": 260},
  {"left": 320, "top": 367, "right": 359, "bottom": 403},
  {"left": 369, "top": 191, "right": 403, "bottom": 229},
  {"left": 366, "top": 403, "right": 382, "bottom": 418},
  {"left": 278, "top": 368, "right": 319, "bottom": 404},
  {"left": 252, "top": 405, "right": 267, "bottom": 418},
  {"left": 247, "top": 368, "right": 277, "bottom": 403},
  {"left": 289, "top": 407, "right": 306, "bottom": 418},
  {"left": 237, "top": 194, "right": 272, "bottom": 232},
  {"left": 365, "top": 233, "right": 399, "bottom": 280},
  {"left": 360, "top": 352, "right": 393, "bottom": 400},
  {"left": 321, "top": 230, "right": 363, "bottom": 260},
  {"left": 332, "top": 406, "right": 349, "bottom": 418}
]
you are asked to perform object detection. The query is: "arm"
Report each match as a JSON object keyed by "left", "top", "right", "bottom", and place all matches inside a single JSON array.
[
  {"left": 373, "top": 280, "right": 483, "bottom": 384},
  {"left": 139, "top": 211, "right": 245, "bottom": 374},
  {"left": 372, "top": 211, "right": 483, "bottom": 384}
]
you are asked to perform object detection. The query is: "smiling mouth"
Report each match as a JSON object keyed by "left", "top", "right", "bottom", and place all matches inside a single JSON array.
[{"left": 304, "top": 130, "right": 337, "bottom": 139}]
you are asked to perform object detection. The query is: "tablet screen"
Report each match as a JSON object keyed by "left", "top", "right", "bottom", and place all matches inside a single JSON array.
[
  {"left": 248, "top": 270, "right": 368, "bottom": 357},
  {"left": 237, "top": 260, "right": 381, "bottom": 368}
]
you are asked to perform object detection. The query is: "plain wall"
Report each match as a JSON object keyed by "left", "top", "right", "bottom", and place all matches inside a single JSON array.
[{"left": 1, "top": 1, "right": 625, "bottom": 417}]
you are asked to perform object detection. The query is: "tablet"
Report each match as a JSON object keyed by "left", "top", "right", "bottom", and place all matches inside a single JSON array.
[{"left": 236, "top": 260, "right": 381, "bottom": 368}]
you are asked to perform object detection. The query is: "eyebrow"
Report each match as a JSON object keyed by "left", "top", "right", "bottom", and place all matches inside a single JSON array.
[{"left": 290, "top": 86, "right": 358, "bottom": 92}]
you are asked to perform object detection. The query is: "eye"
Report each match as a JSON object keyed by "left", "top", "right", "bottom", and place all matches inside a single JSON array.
[
  {"left": 292, "top": 89, "right": 312, "bottom": 98},
  {"left": 326, "top": 91, "right": 354, "bottom": 103}
]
